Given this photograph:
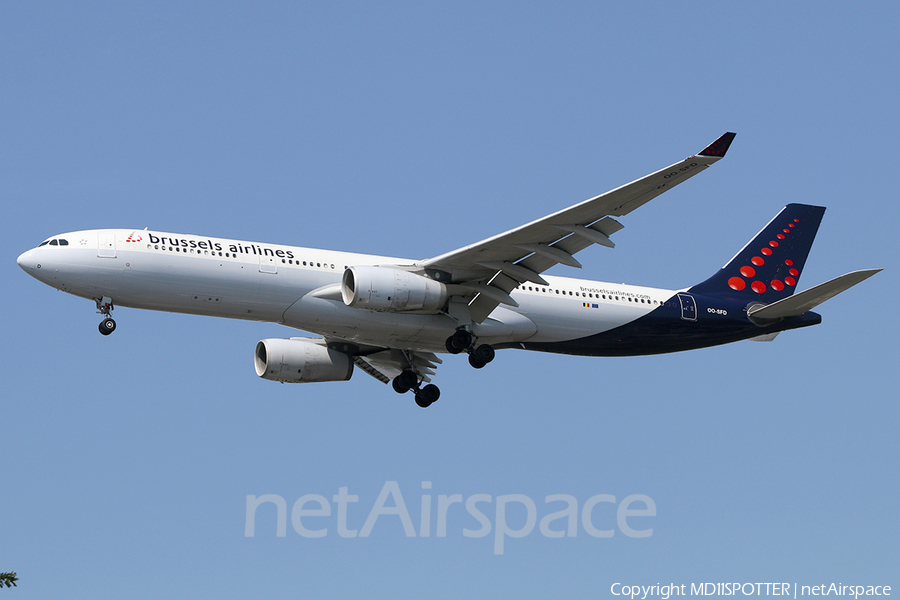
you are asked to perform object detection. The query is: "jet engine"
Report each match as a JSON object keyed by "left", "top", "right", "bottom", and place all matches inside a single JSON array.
[
  {"left": 341, "top": 266, "right": 448, "bottom": 312},
  {"left": 254, "top": 338, "right": 353, "bottom": 383}
]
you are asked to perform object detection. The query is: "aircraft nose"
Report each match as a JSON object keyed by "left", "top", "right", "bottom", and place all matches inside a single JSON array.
[{"left": 17, "top": 249, "right": 35, "bottom": 271}]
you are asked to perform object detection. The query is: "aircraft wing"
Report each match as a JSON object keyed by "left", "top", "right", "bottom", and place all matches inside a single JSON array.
[{"left": 417, "top": 132, "right": 736, "bottom": 322}]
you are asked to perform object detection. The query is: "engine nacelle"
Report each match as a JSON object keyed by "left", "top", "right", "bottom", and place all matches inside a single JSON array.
[
  {"left": 341, "top": 266, "right": 448, "bottom": 312},
  {"left": 254, "top": 338, "right": 354, "bottom": 383}
]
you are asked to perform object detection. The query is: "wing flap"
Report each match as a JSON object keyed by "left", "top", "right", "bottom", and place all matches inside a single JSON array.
[{"left": 353, "top": 349, "right": 443, "bottom": 385}]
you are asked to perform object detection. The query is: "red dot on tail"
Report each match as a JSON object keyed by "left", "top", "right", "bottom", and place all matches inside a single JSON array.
[
  {"left": 740, "top": 266, "right": 756, "bottom": 277},
  {"left": 762, "top": 248, "right": 773, "bottom": 256},
  {"left": 771, "top": 280, "right": 785, "bottom": 291},
  {"left": 789, "top": 223, "right": 795, "bottom": 227},
  {"left": 794, "top": 219, "right": 800, "bottom": 222},
  {"left": 751, "top": 281, "right": 767, "bottom": 293},
  {"left": 777, "top": 234, "right": 785, "bottom": 239},
  {"left": 785, "top": 259, "right": 794, "bottom": 265},
  {"left": 751, "top": 256, "right": 765, "bottom": 266},
  {"left": 789, "top": 268, "right": 799, "bottom": 276},
  {"left": 728, "top": 277, "right": 746, "bottom": 291},
  {"left": 783, "top": 228, "right": 791, "bottom": 233},
  {"left": 785, "top": 276, "right": 796, "bottom": 286},
  {"left": 769, "top": 240, "right": 779, "bottom": 247}
]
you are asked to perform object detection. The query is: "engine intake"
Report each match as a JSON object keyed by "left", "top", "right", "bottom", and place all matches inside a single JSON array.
[
  {"left": 254, "top": 338, "right": 353, "bottom": 383},
  {"left": 341, "top": 266, "right": 448, "bottom": 312}
]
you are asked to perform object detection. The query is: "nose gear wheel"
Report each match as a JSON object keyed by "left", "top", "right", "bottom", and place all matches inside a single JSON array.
[{"left": 99, "top": 318, "right": 117, "bottom": 335}]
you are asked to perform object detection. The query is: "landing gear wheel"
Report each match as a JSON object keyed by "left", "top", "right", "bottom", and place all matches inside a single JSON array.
[
  {"left": 415, "top": 384, "right": 440, "bottom": 407},
  {"left": 392, "top": 378, "right": 408, "bottom": 394},
  {"left": 468, "top": 354, "right": 486, "bottom": 369},
  {"left": 473, "top": 344, "right": 495, "bottom": 364},
  {"left": 392, "top": 370, "right": 418, "bottom": 394},
  {"left": 445, "top": 329, "right": 472, "bottom": 354},
  {"left": 99, "top": 318, "right": 116, "bottom": 336}
]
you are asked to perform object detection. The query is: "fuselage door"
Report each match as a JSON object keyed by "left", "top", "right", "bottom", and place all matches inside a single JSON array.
[
  {"left": 98, "top": 232, "right": 116, "bottom": 258},
  {"left": 677, "top": 293, "right": 697, "bottom": 321},
  {"left": 259, "top": 254, "right": 277, "bottom": 274}
]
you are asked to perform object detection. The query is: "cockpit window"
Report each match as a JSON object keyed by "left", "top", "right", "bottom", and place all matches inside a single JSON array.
[
  {"left": 39, "top": 240, "right": 50, "bottom": 247},
  {"left": 50, "top": 239, "right": 58, "bottom": 246},
  {"left": 59, "top": 239, "right": 68, "bottom": 246}
]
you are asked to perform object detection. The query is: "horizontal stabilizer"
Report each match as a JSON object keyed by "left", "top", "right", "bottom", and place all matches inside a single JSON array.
[{"left": 748, "top": 269, "right": 881, "bottom": 321}]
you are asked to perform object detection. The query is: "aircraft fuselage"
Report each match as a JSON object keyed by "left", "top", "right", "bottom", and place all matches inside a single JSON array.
[{"left": 16, "top": 228, "right": 815, "bottom": 357}]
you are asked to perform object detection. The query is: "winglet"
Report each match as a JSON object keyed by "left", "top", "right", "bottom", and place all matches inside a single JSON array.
[{"left": 697, "top": 132, "right": 737, "bottom": 158}]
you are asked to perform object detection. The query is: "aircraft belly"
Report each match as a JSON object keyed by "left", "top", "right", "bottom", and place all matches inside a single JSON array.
[
  {"left": 521, "top": 304, "right": 732, "bottom": 356},
  {"left": 282, "top": 295, "right": 458, "bottom": 349},
  {"left": 473, "top": 306, "right": 537, "bottom": 343},
  {"left": 520, "top": 296, "right": 819, "bottom": 356}
]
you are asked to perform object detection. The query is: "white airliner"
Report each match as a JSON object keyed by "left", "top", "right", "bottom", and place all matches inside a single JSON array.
[{"left": 17, "top": 133, "right": 880, "bottom": 407}]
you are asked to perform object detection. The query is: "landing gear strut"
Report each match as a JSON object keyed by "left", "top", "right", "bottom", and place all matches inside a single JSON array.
[
  {"left": 392, "top": 369, "right": 440, "bottom": 408},
  {"left": 95, "top": 296, "right": 116, "bottom": 336}
]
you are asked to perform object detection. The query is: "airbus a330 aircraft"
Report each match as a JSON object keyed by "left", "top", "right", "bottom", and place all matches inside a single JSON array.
[{"left": 17, "top": 133, "right": 880, "bottom": 407}]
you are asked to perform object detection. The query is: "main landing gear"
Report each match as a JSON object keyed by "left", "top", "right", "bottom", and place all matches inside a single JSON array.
[
  {"left": 95, "top": 296, "right": 116, "bottom": 336},
  {"left": 392, "top": 369, "right": 440, "bottom": 408},
  {"left": 395, "top": 330, "right": 494, "bottom": 407},
  {"left": 444, "top": 329, "right": 495, "bottom": 369}
]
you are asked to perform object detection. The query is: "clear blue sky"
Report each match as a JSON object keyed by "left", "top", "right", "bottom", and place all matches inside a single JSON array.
[{"left": 3, "top": 2, "right": 897, "bottom": 598}]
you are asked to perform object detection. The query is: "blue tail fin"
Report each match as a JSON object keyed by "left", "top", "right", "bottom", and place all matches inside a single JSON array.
[{"left": 689, "top": 203, "right": 826, "bottom": 303}]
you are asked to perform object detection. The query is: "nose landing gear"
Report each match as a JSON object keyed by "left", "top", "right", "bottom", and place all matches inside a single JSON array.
[{"left": 95, "top": 296, "right": 116, "bottom": 336}]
